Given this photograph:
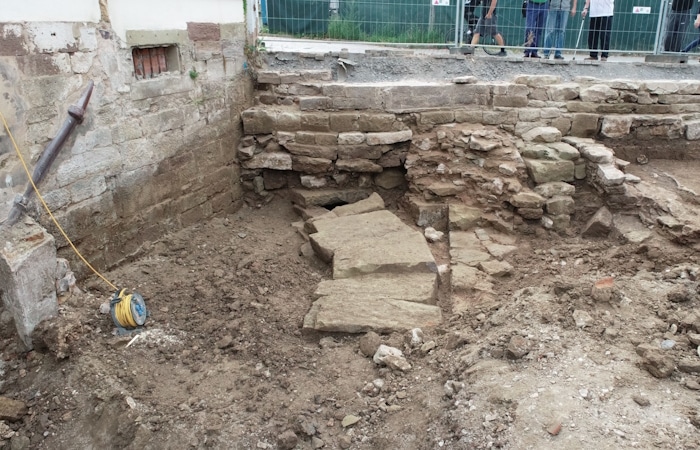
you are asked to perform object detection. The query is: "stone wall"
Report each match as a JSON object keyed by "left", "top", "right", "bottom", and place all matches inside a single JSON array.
[
  {"left": 239, "top": 70, "right": 700, "bottom": 230},
  {"left": 0, "top": 20, "right": 253, "bottom": 277}
]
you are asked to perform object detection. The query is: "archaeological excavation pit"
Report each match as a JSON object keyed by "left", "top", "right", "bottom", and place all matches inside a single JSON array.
[{"left": 3, "top": 32, "right": 700, "bottom": 448}]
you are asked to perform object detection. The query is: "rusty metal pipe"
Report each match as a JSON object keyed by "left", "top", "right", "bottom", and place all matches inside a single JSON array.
[{"left": 5, "top": 80, "right": 94, "bottom": 226}]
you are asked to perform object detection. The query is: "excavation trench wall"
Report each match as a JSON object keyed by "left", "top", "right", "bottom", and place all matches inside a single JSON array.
[
  {"left": 240, "top": 71, "right": 700, "bottom": 229},
  {"left": 0, "top": 16, "right": 253, "bottom": 278}
]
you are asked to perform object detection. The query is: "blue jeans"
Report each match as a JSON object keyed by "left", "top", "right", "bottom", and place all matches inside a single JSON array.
[
  {"left": 524, "top": 1, "right": 549, "bottom": 56},
  {"left": 543, "top": 9, "right": 569, "bottom": 57},
  {"left": 683, "top": 35, "right": 700, "bottom": 52}
]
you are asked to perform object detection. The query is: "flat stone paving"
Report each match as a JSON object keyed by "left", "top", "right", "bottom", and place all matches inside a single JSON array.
[{"left": 302, "top": 196, "right": 442, "bottom": 333}]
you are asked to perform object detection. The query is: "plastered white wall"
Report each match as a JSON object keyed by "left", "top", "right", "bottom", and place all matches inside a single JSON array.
[
  {"left": 109, "top": 0, "right": 245, "bottom": 42},
  {"left": 1, "top": 0, "right": 100, "bottom": 22}
]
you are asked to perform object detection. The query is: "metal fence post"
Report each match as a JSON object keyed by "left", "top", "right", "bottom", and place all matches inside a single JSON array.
[
  {"left": 653, "top": 0, "right": 669, "bottom": 54},
  {"left": 453, "top": 0, "right": 463, "bottom": 46}
]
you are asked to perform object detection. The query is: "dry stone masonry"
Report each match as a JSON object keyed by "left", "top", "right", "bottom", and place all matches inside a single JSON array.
[{"left": 241, "top": 70, "right": 700, "bottom": 232}]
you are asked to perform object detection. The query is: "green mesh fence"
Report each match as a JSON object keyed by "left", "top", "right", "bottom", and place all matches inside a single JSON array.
[{"left": 263, "top": 0, "right": 679, "bottom": 53}]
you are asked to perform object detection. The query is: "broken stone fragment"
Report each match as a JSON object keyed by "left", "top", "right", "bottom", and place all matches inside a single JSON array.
[
  {"left": 373, "top": 344, "right": 411, "bottom": 371},
  {"left": 359, "top": 331, "right": 382, "bottom": 357},
  {"left": 590, "top": 277, "right": 616, "bottom": 303},
  {"left": 424, "top": 227, "right": 444, "bottom": 243},
  {"left": 572, "top": 310, "right": 593, "bottom": 328},
  {"left": 636, "top": 344, "right": 675, "bottom": 378},
  {"left": 0, "top": 397, "right": 28, "bottom": 422},
  {"left": 581, "top": 206, "right": 612, "bottom": 238},
  {"left": 506, "top": 335, "right": 529, "bottom": 359}
]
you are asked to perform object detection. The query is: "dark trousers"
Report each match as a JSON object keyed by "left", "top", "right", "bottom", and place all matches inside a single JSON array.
[
  {"left": 588, "top": 15, "right": 612, "bottom": 58},
  {"left": 664, "top": 9, "right": 693, "bottom": 52}
]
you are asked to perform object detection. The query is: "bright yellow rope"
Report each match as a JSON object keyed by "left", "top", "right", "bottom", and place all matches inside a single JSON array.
[{"left": 0, "top": 110, "right": 118, "bottom": 291}]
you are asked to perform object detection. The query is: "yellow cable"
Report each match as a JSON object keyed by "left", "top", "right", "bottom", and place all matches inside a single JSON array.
[
  {"left": 0, "top": 110, "right": 118, "bottom": 291},
  {"left": 114, "top": 289, "right": 137, "bottom": 328}
]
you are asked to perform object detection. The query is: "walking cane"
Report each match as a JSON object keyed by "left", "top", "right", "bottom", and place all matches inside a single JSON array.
[{"left": 572, "top": 17, "right": 586, "bottom": 60}]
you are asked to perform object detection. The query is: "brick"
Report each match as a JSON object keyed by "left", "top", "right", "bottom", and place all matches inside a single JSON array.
[{"left": 187, "top": 22, "right": 221, "bottom": 41}]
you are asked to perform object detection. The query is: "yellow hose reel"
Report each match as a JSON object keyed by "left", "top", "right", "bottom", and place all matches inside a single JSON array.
[{"left": 110, "top": 289, "right": 148, "bottom": 335}]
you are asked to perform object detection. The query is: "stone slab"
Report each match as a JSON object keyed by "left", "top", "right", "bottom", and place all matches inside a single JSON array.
[
  {"left": 0, "top": 218, "right": 58, "bottom": 349},
  {"left": 303, "top": 296, "right": 442, "bottom": 333},
  {"left": 332, "top": 229, "right": 437, "bottom": 279},
  {"left": 309, "top": 210, "right": 408, "bottom": 262},
  {"left": 332, "top": 192, "right": 385, "bottom": 217},
  {"left": 314, "top": 272, "right": 438, "bottom": 304},
  {"left": 289, "top": 188, "right": 373, "bottom": 208}
]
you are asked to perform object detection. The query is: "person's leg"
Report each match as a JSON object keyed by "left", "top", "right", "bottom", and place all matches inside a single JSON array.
[
  {"left": 524, "top": 3, "right": 537, "bottom": 56},
  {"left": 471, "top": 17, "right": 484, "bottom": 45},
  {"left": 587, "top": 16, "right": 600, "bottom": 58},
  {"left": 532, "top": 3, "right": 549, "bottom": 56},
  {"left": 665, "top": 11, "right": 682, "bottom": 52},
  {"left": 490, "top": 16, "right": 506, "bottom": 53},
  {"left": 682, "top": 35, "right": 700, "bottom": 52},
  {"left": 543, "top": 9, "right": 558, "bottom": 57},
  {"left": 555, "top": 10, "right": 569, "bottom": 57},
  {"left": 600, "top": 15, "right": 612, "bottom": 58}
]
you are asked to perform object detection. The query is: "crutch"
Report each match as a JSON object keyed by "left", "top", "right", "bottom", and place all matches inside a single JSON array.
[{"left": 572, "top": 17, "right": 586, "bottom": 60}]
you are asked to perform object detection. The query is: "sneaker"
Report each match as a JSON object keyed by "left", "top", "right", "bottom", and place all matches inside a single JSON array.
[
  {"left": 554, "top": 55, "right": 564, "bottom": 60},
  {"left": 527, "top": 54, "right": 541, "bottom": 58},
  {"left": 496, "top": 50, "right": 507, "bottom": 57},
  {"left": 600, "top": 56, "right": 607, "bottom": 61},
  {"left": 584, "top": 56, "right": 598, "bottom": 61}
]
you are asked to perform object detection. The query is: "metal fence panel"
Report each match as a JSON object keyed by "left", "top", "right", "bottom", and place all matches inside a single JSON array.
[{"left": 261, "top": 0, "right": 700, "bottom": 55}]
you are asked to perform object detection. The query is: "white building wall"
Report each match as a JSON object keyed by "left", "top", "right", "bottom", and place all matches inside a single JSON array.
[
  {"left": 1, "top": 0, "right": 100, "bottom": 22},
  {"left": 110, "top": 0, "right": 245, "bottom": 42}
]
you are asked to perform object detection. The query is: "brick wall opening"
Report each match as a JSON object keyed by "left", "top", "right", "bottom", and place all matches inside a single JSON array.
[{"left": 132, "top": 45, "right": 181, "bottom": 80}]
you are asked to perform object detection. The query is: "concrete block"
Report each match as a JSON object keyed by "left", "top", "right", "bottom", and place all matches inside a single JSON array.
[{"left": 0, "top": 219, "right": 58, "bottom": 349}]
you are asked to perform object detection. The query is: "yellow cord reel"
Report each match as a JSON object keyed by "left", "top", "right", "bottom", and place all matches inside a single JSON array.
[{"left": 110, "top": 289, "right": 148, "bottom": 335}]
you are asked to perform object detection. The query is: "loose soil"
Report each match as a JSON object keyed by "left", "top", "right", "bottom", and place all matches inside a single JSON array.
[{"left": 2, "top": 175, "right": 700, "bottom": 449}]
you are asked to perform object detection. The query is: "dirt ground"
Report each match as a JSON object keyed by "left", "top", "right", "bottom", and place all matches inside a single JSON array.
[
  {"left": 3, "top": 48, "right": 700, "bottom": 449},
  {"left": 2, "top": 166, "right": 700, "bottom": 449}
]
